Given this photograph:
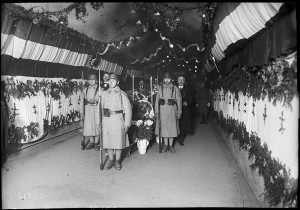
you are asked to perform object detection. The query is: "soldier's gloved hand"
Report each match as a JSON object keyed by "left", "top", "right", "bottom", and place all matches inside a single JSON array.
[
  {"left": 207, "top": 103, "right": 210, "bottom": 107},
  {"left": 123, "top": 125, "right": 129, "bottom": 134},
  {"left": 177, "top": 114, "right": 181, "bottom": 120},
  {"left": 196, "top": 104, "right": 198, "bottom": 108},
  {"left": 183, "top": 102, "right": 187, "bottom": 106}
]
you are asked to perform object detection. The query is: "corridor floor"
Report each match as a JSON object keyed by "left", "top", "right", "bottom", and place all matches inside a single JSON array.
[{"left": 2, "top": 119, "right": 261, "bottom": 208}]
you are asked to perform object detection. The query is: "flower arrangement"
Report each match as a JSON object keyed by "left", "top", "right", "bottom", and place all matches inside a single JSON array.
[{"left": 131, "top": 100, "right": 155, "bottom": 142}]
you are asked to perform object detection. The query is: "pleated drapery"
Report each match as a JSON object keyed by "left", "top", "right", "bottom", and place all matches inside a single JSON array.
[{"left": 213, "top": 88, "right": 299, "bottom": 179}]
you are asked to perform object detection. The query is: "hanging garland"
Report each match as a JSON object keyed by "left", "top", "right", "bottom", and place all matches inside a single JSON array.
[
  {"left": 212, "top": 57, "right": 297, "bottom": 109},
  {"left": 2, "top": 77, "right": 85, "bottom": 101},
  {"left": 8, "top": 122, "right": 39, "bottom": 144},
  {"left": 216, "top": 111, "right": 297, "bottom": 207}
]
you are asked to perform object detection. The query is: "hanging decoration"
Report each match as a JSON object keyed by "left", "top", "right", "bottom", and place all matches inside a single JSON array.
[
  {"left": 211, "top": 57, "right": 297, "bottom": 110},
  {"left": 2, "top": 77, "right": 85, "bottom": 101},
  {"left": 216, "top": 111, "right": 297, "bottom": 207}
]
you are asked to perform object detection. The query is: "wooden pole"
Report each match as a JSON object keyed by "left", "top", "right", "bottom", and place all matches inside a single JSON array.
[
  {"left": 132, "top": 75, "right": 134, "bottom": 101},
  {"left": 150, "top": 76, "right": 153, "bottom": 105}
]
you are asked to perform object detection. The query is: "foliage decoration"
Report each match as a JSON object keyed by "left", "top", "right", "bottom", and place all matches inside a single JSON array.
[
  {"left": 217, "top": 111, "right": 297, "bottom": 207},
  {"left": 131, "top": 100, "right": 155, "bottom": 141},
  {"left": 8, "top": 122, "right": 39, "bottom": 144},
  {"left": 212, "top": 57, "right": 297, "bottom": 110},
  {"left": 2, "top": 77, "right": 85, "bottom": 101}
]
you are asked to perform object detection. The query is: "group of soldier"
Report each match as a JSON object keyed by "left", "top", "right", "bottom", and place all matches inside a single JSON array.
[{"left": 80, "top": 71, "right": 212, "bottom": 170}]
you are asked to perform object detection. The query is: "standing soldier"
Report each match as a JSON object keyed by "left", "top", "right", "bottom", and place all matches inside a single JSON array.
[
  {"left": 101, "top": 73, "right": 132, "bottom": 170},
  {"left": 176, "top": 75, "right": 193, "bottom": 146},
  {"left": 155, "top": 72, "right": 182, "bottom": 153},
  {"left": 101, "top": 72, "right": 110, "bottom": 91},
  {"left": 80, "top": 74, "right": 101, "bottom": 150},
  {"left": 195, "top": 81, "right": 212, "bottom": 124}
]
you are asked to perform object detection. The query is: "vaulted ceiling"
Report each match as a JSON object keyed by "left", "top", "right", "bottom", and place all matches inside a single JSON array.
[{"left": 14, "top": 2, "right": 218, "bottom": 77}]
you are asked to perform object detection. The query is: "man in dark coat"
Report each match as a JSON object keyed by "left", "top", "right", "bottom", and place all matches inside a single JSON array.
[
  {"left": 100, "top": 72, "right": 110, "bottom": 91},
  {"left": 195, "top": 81, "right": 212, "bottom": 124},
  {"left": 176, "top": 75, "right": 193, "bottom": 146}
]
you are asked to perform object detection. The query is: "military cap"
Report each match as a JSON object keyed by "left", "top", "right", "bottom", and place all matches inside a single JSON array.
[
  {"left": 109, "top": 73, "right": 119, "bottom": 81},
  {"left": 88, "top": 74, "right": 97, "bottom": 80},
  {"left": 163, "top": 72, "right": 172, "bottom": 79}
]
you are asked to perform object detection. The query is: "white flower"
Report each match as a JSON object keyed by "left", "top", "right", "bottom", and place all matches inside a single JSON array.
[
  {"left": 136, "top": 120, "right": 143, "bottom": 127},
  {"left": 144, "top": 120, "right": 153, "bottom": 126},
  {"left": 149, "top": 110, "right": 154, "bottom": 118}
]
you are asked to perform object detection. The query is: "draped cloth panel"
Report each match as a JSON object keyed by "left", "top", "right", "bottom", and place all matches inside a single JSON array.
[
  {"left": 96, "top": 59, "right": 123, "bottom": 75},
  {"left": 211, "top": 3, "right": 284, "bottom": 62},
  {"left": 1, "top": 75, "right": 84, "bottom": 144},
  {"left": 214, "top": 88, "right": 299, "bottom": 179},
  {"left": 216, "top": 9, "right": 296, "bottom": 75}
]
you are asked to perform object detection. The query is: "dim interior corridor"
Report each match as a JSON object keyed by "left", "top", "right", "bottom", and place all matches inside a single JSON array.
[{"left": 2, "top": 117, "right": 261, "bottom": 208}]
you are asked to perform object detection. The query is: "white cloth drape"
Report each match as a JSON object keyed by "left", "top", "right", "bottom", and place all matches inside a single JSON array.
[
  {"left": 214, "top": 88, "right": 299, "bottom": 178},
  {"left": 2, "top": 75, "right": 84, "bottom": 144}
]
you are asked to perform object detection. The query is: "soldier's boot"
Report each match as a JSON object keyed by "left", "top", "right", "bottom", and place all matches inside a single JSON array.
[
  {"left": 162, "top": 145, "right": 169, "bottom": 152},
  {"left": 94, "top": 143, "right": 100, "bottom": 151},
  {"left": 85, "top": 142, "right": 94, "bottom": 150},
  {"left": 169, "top": 146, "right": 176, "bottom": 153},
  {"left": 115, "top": 160, "right": 122, "bottom": 170},
  {"left": 106, "top": 159, "right": 115, "bottom": 170}
]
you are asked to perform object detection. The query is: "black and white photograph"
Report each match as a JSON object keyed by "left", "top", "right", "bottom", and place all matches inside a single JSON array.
[{"left": 1, "top": 2, "right": 297, "bottom": 208}]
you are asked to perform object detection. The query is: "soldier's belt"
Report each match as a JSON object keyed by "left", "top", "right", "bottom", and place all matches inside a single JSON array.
[
  {"left": 159, "top": 99, "right": 177, "bottom": 106},
  {"left": 103, "top": 108, "right": 123, "bottom": 117},
  {"left": 85, "top": 100, "right": 98, "bottom": 106},
  {"left": 198, "top": 97, "right": 208, "bottom": 100}
]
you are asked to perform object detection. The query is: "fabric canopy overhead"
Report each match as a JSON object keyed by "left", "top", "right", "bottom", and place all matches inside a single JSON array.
[{"left": 202, "top": 2, "right": 296, "bottom": 77}]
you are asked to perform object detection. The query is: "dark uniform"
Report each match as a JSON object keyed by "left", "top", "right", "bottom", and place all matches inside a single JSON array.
[
  {"left": 177, "top": 84, "right": 193, "bottom": 145},
  {"left": 195, "top": 81, "right": 212, "bottom": 124}
]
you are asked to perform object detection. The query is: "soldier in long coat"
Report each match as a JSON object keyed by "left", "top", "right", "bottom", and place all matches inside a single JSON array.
[
  {"left": 194, "top": 81, "right": 212, "bottom": 124},
  {"left": 100, "top": 73, "right": 132, "bottom": 170},
  {"left": 80, "top": 74, "right": 101, "bottom": 150},
  {"left": 155, "top": 72, "right": 182, "bottom": 153},
  {"left": 176, "top": 75, "right": 193, "bottom": 146}
]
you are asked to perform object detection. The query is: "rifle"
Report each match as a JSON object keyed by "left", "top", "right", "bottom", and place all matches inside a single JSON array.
[
  {"left": 80, "top": 71, "right": 85, "bottom": 150},
  {"left": 98, "top": 69, "right": 104, "bottom": 170},
  {"left": 158, "top": 86, "right": 162, "bottom": 153}
]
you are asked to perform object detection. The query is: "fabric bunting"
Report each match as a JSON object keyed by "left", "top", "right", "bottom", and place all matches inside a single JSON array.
[{"left": 211, "top": 3, "right": 284, "bottom": 62}]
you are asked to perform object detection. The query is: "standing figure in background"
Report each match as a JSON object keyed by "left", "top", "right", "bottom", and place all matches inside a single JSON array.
[
  {"left": 135, "top": 79, "right": 150, "bottom": 101},
  {"left": 101, "top": 72, "right": 110, "bottom": 91},
  {"left": 155, "top": 72, "right": 182, "bottom": 153},
  {"left": 176, "top": 75, "right": 192, "bottom": 146},
  {"left": 80, "top": 74, "right": 101, "bottom": 150},
  {"left": 195, "top": 81, "right": 212, "bottom": 124},
  {"left": 101, "top": 74, "right": 132, "bottom": 170}
]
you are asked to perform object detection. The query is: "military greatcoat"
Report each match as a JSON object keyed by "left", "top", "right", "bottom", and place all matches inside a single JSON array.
[
  {"left": 101, "top": 86, "right": 132, "bottom": 149},
  {"left": 155, "top": 83, "right": 182, "bottom": 137},
  {"left": 80, "top": 85, "right": 100, "bottom": 137}
]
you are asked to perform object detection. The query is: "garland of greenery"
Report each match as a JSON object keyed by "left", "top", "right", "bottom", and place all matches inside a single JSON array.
[
  {"left": 2, "top": 77, "right": 85, "bottom": 101},
  {"left": 212, "top": 57, "right": 297, "bottom": 110},
  {"left": 8, "top": 109, "right": 80, "bottom": 144},
  {"left": 216, "top": 111, "right": 297, "bottom": 207},
  {"left": 8, "top": 122, "right": 39, "bottom": 144}
]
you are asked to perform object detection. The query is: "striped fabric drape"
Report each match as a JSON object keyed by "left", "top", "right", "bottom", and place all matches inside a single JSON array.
[
  {"left": 95, "top": 59, "right": 123, "bottom": 75},
  {"left": 211, "top": 3, "right": 284, "bottom": 62},
  {"left": 126, "top": 69, "right": 152, "bottom": 80},
  {"left": 1, "top": 8, "right": 123, "bottom": 79}
]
